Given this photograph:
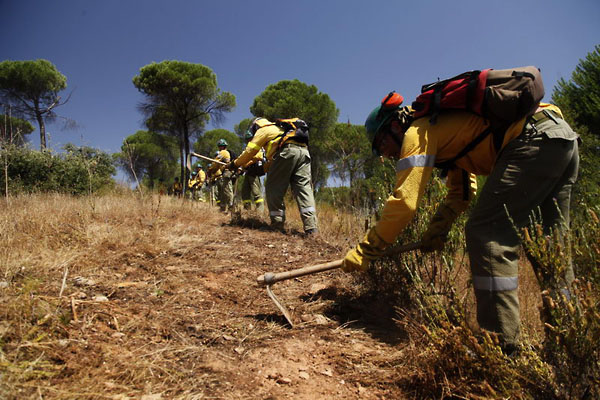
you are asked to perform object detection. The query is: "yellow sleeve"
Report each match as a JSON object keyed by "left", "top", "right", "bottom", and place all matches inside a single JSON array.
[
  {"left": 215, "top": 149, "right": 231, "bottom": 163},
  {"left": 374, "top": 125, "right": 437, "bottom": 244},
  {"left": 242, "top": 149, "right": 264, "bottom": 168},
  {"left": 235, "top": 125, "right": 281, "bottom": 167}
]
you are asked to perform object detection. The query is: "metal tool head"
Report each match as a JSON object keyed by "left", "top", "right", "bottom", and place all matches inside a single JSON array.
[{"left": 266, "top": 284, "right": 294, "bottom": 328}]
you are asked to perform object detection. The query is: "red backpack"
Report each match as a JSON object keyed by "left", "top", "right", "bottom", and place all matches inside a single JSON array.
[{"left": 411, "top": 66, "right": 545, "bottom": 170}]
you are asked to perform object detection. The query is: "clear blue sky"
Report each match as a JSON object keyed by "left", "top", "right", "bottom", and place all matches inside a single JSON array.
[{"left": 2, "top": 0, "right": 599, "bottom": 183}]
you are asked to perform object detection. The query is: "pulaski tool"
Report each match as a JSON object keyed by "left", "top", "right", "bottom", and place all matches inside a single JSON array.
[{"left": 256, "top": 241, "right": 421, "bottom": 327}]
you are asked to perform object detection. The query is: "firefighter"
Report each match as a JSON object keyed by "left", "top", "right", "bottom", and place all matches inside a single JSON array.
[
  {"left": 171, "top": 177, "right": 183, "bottom": 197},
  {"left": 239, "top": 130, "right": 265, "bottom": 211},
  {"left": 195, "top": 165, "right": 207, "bottom": 202},
  {"left": 226, "top": 117, "right": 318, "bottom": 235},
  {"left": 207, "top": 139, "right": 233, "bottom": 211},
  {"left": 343, "top": 92, "right": 579, "bottom": 355}
]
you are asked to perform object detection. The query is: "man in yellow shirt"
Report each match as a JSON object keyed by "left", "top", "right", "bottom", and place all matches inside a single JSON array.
[
  {"left": 207, "top": 139, "right": 233, "bottom": 211},
  {"left": 344, "top": 93, "right": 579, "bottom": 354},
  {"left": 227, "top": 118, "right": 317, "bottom": 234}
]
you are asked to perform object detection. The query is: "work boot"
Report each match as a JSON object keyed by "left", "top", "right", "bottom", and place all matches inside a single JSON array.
[
  {"left": 304, "top": 228, "right": 318, "bottom": 236},
  {"left": 271, "top": 221, "right": 285, "bottom": 233},
  {"left": 500, "top": 343, "right": 521, "bottom": 358}
]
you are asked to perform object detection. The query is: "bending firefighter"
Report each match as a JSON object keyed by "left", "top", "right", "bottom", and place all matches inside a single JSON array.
[
  {"left": 227, "top": 117, "right": 318, "bottom": 234},
  {"left": 344, "top": 92, "right": 579, "bottom": 354},
  {"left": 188, "top": 166, "right": 206, "bottom": 201},
  {"left": 239, "top": 130, "right": 265, "bottom": 211},
  {"left": 207, "top": 139, "right": 234, "bottom": 212}
]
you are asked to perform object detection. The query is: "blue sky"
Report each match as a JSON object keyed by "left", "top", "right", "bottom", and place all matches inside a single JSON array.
[{"left": 2, "top": 0, "right": 599, "bottom": 183}]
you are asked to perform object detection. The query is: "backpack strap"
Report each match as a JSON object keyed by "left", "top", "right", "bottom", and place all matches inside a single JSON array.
[{"left": 434, "top": 125, "right": 494, "bottom": 174}]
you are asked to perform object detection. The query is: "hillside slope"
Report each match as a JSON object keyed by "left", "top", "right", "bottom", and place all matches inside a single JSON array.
[{"left": 1, "top": 195, "right": 417, "bottom": 399}]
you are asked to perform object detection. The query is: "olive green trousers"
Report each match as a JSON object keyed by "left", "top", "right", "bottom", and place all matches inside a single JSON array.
[
  {"left": 465, "top": 116, "right": 579, "bottom": 346},
  {"left": 266, "top": 144, "right": 318, "bottom": 232},
  {"left": 242, "top": 173, "right": 264, "bottom": 211}
]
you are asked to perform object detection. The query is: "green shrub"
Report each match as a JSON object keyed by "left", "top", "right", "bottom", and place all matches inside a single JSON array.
[{"left": 0, "top": 144, "right": 115, "bottom": 195}]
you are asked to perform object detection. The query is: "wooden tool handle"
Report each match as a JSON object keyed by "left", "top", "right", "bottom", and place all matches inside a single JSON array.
[
  {"left": 257, "top": 259, "right": 342, "bottom": 285},
  {"left": 256, "top": 241, "right": 421, "bottom": 285}
]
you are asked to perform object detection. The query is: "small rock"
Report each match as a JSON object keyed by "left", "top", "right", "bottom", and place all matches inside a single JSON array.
[
  {"left": 74, "top": 277, "right": 96, "bottom": 287},
  {"left": 111, "top": 332, "right": 125, "bottom": 338},
  {"left": 321, "top": 368, "right": 333, "bottom": 377},
  {"left": 92, "top": 295, "right": 109, "bottom": 302},
  {"left": 234, "top": 347, "right": 244, "bottom": 354},
  {"left": 276, "top": 377, "right": 292, "bottom": 385},
  {"left": 222, "top": 334, "right": 235, "bottom": 341},
  {"left": 298, "top": 371, "right": 309, "bottom": 380},
  {"left": 0, "top": 281, "right": 8, "bottom": 289},
  {"left": 313, "top": 314, "right": 331, "bottom": 325},
  {"left": 308, "top": 283, "right": 327, "bottom": 294}
]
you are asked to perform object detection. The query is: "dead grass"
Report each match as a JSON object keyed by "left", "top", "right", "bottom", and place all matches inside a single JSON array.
[{"left": 0, "top": 192, "right": 596, "bottom": 399}]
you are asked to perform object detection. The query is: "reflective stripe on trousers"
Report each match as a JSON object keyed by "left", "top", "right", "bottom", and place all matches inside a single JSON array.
[{"left": 473, "top": 276, "right": 518, "bottom": 291}]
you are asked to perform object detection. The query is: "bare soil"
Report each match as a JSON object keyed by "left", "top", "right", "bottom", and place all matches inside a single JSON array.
[{"left": 2, "top": 197, "right": 420, "bottom": 399}]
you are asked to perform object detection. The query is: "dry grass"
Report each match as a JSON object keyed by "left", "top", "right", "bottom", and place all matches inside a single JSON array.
[{"left": 0, "top": 192, "right": 597, "bottom": 399}]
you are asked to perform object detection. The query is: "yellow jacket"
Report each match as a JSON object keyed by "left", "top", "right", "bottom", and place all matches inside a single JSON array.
[
  {"left": 234, "top": 119, "right": 306, "bottom": 168},
  {"left": 188, "top": 170, "right": 206, "bottom": 189},
  {"left": 374, "top": 103, "right": 563, "bottom": 244},
  {"left": 207, "top": 149, "right": 231, "bottom": 179},
  {"left": 241, "top": 148, "right": 264, "bottom": 168},
  {"left": 196, "top": 169, "right": 206, "bottom": 186}
]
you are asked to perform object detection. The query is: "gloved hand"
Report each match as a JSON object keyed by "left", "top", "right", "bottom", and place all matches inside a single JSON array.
[
  {"left": 226, "top": 160, "right": 237, "bottom": 171},
  {"left": 421, "top": 204, "right": 457, "bottom": 252},
  {"left": 342, "top": 228, "right": 389, "bottom": 272}
]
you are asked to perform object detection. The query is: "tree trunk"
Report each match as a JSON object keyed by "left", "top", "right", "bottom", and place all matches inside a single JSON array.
[
  {"left": 35, "top": 110, "right": 46, "bottom": 150},
  {"left": 183, "top": 125, "right": 190, "bottom": 194},
  {"left": 179, "top": 140, "right": 185, "bottom": 192}
]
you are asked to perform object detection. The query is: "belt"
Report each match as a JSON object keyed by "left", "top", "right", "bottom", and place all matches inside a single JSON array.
[
  {"left": 529, "top": 109, "right": 561, "bottom": 125},
  {"left": 282, "top": 141, "right": 307, "bottom": 148}
]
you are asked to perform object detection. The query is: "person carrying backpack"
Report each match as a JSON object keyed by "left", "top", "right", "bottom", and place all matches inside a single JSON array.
[
  {"left": 226, "top": 117, "right": 318, "bottom": 235},
  {"left": 208, "top": 139, "right": 233, "bottom": 212},
  {"left": 343, "top": 72, "right": 579, "bottom": 355}
]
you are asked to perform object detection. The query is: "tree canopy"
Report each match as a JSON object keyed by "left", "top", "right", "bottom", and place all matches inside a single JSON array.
[
  {"left": 552, "top": 45, "right": 600, "bottom": 214},
  {"left": 114, "top": 130, "right": 179, "bottom": 188},
  {"left": 250, "top": 79, "right": 338, "bottom": 188},
  {"left": 193, "top": 128, "right": 242, "bottom": 162},
  {"left": 324, "top": 122, "right": 371, "bottom": 188},
  {"left": 133, "top": 61, "right": 236, "bottom": 186},
  {"left": 0, "top": 59, "right": 68, "bottom": 150},
  {"left": 552, "top": 44, "right": 600, "bottom": 137},
  {"left": 234, "top": 118, "right": 254, "bottom": 140}
]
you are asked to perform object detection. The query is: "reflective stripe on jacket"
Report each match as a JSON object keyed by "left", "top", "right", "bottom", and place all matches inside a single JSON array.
[{"left": 374, "top": 103, "right": 563, "bottom": 244}]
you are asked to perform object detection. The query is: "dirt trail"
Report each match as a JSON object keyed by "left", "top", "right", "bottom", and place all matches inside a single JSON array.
[{"left": 7, "top": 202, "right": 415, "bottom": 399}]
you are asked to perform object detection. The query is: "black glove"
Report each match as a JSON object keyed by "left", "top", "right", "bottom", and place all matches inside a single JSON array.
[{"left": 226, "top": 160, "right": 237, "bottom": 171}]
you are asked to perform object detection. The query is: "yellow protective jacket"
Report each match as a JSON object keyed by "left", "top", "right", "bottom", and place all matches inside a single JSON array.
[
  {"left": 234, "top": 119, "right": 306, "bottom": 168},
  {"left": 241, "top": 148, "right": 264, "bottom": 168},
  {"left": 374, "top": 103, "right": 563, "bottom": 244},
  {"left": 207, "top": 149, "right": 231, "bottom": 179},
  {"left": 196, "top": 169, "right": 206, "bottom": 186}
]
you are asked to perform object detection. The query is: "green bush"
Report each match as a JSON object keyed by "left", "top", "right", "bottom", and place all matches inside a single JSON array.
[{"left": 0, "top": 144, "right": 115, "bottom": 195}]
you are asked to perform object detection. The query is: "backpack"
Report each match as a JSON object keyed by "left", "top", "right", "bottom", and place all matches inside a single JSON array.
[
  {"left": 411, "top": 66, "right": 545, "bottom": 170},
  {"left": 275, "top": 118, "right": 310, "bottom": 147},
  {"left": 227, "top": 148, "right": 237, "bottom": 162}
]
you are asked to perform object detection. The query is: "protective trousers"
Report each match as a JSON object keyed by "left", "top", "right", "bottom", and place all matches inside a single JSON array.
[
  {"left": 266, "top": 144, "right": 318, "bottom": 232},
  {"left": 242, "top": 173, "right": 264, "bottom": 211},
  {"left": 216, "top": 172, "right": 234, "bottom": 211},
  {"left": 465, "top": 115, "right": 579, "bottom": 347}
]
